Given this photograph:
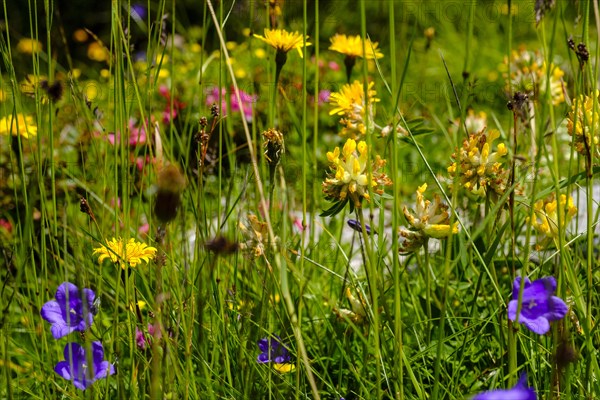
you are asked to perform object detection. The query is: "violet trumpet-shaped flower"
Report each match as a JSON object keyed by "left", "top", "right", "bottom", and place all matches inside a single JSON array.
[
  {"left": 257, "top": 336, "right": 291, "bottom": 364},
  {"left": 41, "top": 282, "right": 95, "bottom": 339},
  {"left": 472, "top": 373, "right": 536, "bottom": 400},
  {"left": 508, "top": 276, "right": 568, "bottom": 335},
  {"left": 55, "top": 341, "right": 114, "bottom": 390}
]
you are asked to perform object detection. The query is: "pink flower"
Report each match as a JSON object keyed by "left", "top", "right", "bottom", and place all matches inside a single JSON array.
[
  {"left": 158, "top": 86, "right": 185, "bottom": 124},
  {"left": 0, "top": 219, "right": 12, "bottom": 234},
  {"left": 106, "top": 119, "right": 148, "bottom": 146},
  {"left": 205, "top": 87, "right": 256, "bottom": 122}
]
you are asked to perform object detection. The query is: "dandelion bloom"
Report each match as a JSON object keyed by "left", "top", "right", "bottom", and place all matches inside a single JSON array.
[
  {"left": 528, "top": 194, "right": 577, "bottom": 249},
  {"left": 399, "top": 183, "right": 458, "bottom": 253},
  {"left": 257, "top": 336, "right": 295, "bottom": 373},
  {"left": 54, "top": 342, "right": 114, "bottom": 390},
  {"left": 447, "top": 128, "right": 508, "bottom": 197},
  {"left": 41, "top": 282, "right": 95, "bottom": 339},
  {"left": 0, "top": 114, "right": 37, "bottom": 139},
  {"left": 472, "top": 373, "right": 536, "bottom": 400},
  {"left": 567, "top": 91, "right": 600, "bottom": 159},
  {"left": 322, "top": 139, "right": 391, "bottom": 208},
  {"left": 508, "top": 276, "right": 568, "bottom": 335},
  {"left": 253, "top": 28, "right": 311, "bottom": 58},
  {"left": 329, "top": 34, "right": 384, "bottom": 60},
  {"left": 329, "top": 80, "right": 379, "bottom": 138},
  {"left": 93, "top": 238, "right": 157, "bottom": 268}
]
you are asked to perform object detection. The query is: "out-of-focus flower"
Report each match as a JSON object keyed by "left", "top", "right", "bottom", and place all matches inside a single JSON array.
[
  {"left": 131, "top": 3, "right": 147, "bottom": 20},
  {"left": 567, "top": 91, "right": 600, "bottom": 159},
  {"left": 205, "top": 87, "right": 256, "bottom": 122},
  {"left": 334, "top": 287, "right": 368, "bottom": 324},
  {"left": 398, "top": 183, "right": 458, "bottom": 253},
  {"left": 239, "top": 214, "right": 271, "bottom": 257},
  {"left": 528, "top": 194, "right": 577, "bottom": 249},
  {"left": 253, "top": 28, "right": 311, "bottom": 58},
  {"left": 450, "top": 110, "right": 488, "bottom": 136},
  {"left": 0, "top": 114, "right": 37, "bottom": 139},
  {"left": 107, "top": 118, "right": 148, "bottom": 146},
  {"left": 41, "top": 282, "right": 95, "bottom": 339},
  {"left": 16, "top": 38, "right": 43, "bottom": 54},
  {"left": 0, "top": 219, "right": 12, "bottom": 234},
  {"left": 447, "top": 128, "right": 509, "bottom": 198},
  {"left": 322, "top": 139, "right": 391, "bottom": 211},
  {"left": 329, "top": 34, "right": 384, "bottom": 60},
  {"left": 329, "top": 80, "right": 379, "bottom": 139},
  {"left": 502, "top": 46, "right": 564, "bottom": 105},
  {"left": 508, "top": 276, "right": 568, "bottom": 335},
  {"left": 257, "top": 335, "right": 295, "bottom": 373},
  {"left": 158, "top": 86, "right": 186, "bottom": 124},
  {"left": 87, "top": 42, "right": 110, "bottom": 62},
  {"left": 54, "top": 342, "right": 114, "bottom": 390},
  {"left": 472, "top": 373, "right": 536, "bottom": 400},
  {"left": 93, "top": 238, "right": 157, "bottom": 269}
]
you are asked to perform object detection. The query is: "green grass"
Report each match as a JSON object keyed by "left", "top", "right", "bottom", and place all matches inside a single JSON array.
[{"left": 1, "top": 0, "right": 599, "bottom": 399}]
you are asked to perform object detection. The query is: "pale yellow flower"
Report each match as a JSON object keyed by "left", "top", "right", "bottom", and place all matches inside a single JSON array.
[
  {"left": 93, "top": 238, "right": 157, "bottom": 269},
  {"left": 567, "top": 91, "right": 600, "bottom": 158},
  {"left": 333, "top": 287, "right": 368, "bottom": 324},
  {"left": 329, "top": 80, "right": 379, "bottom": 138},
  {"left": 528, "top": 194, "right": 577, "bottom": 248},
  {"left": 253, "top": 28, "right": 311, "bottom": 58},
  {"left": 0, "top": 114, "right": 37, "bottom": 139},
  {"left": 329, "top": 34, "right": 384, "bottom": 60},
  {"left": 16, "top": 38, "right": 43, "bottom": 54}
]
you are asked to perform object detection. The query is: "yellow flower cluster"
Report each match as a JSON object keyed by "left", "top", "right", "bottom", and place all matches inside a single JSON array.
[
  {"left": 333, "top": 287, "right": 368, "bottom": 324},
  {"left": 322, "top": 139, "right": 391, "bottom": 207},
  {"left": 329, "top": 34, "right": 384, "bottom": 60},
  {"left": 329, "top": 80, "right": 379, "bottom": 138},
  {"left": 0, "top": 114, "right": 37, "bottom": 139},
  {"left": 503, "top": 46, "right": 565, "bottom": 105},
  {"left": 93, "top": 238, "right": 157, "bottom": 269},
  {"left": 253, "top": 28, "right": 311, "bottom": 58},
  {"left": 447, "top": 128, "right": 509, "bottom": 197},
  {"left": 528, "top": 194, "right": 577, "bottom": 248},
  {"left": 567, "top": 91, "right": 600, "bottom": 159},
  {"left": 399, "top": 184, "right": 458, "bottom": 253}
]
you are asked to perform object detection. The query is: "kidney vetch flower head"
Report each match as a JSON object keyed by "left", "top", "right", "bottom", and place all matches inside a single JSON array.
[
  {"left": 447, "top": 128, "right": 509, "bottom": 198},
  {"left": 329, "top": 80, "right": 380, "bottom": 139},
  {"left": 54, "top": 341, "right": 115, "bottom": 390},
  {"left": 508, "top": 276, "right": 568, "bottom": 335},
  {"left": 93, "top": 237, "right": 157, "bottom": 269},
  {"left": 398, "top": 183, "right": 458, "bottom": 253},
  {"left": 528, "top": 193, "right": 577, "bottom": 249},
  {"left": 41, "top": 282, "right": 96, "bottom": 339},
  {"left": 472, "top": 373, "right": 536, "bottom": 400},
  {"left": 0, "top": 114, "right": 37, "bottom": 139},
  {"left": 322, "top": 138, "right": 391, "bottom": 215},
  {"left": 567, "top": 90, "right": 600, "bottom": 160}
]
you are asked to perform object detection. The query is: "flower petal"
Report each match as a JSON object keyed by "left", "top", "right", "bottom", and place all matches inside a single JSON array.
[
  {"left": 51, "top": 323, "right": 76, "bottom": 339},
  {"left": 521, "top": 315, "right": 550, "bottom": 335},
  {"left": 546, "top": 296, "right": 568, "bottom": 321},
  {"left": 54, "top": 361, "right": 71, "bottom": 381},
  {"left": 40, "top": 300, "right": 64, "bottom": 325}
]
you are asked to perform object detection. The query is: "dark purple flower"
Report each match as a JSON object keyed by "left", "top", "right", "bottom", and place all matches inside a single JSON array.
[
  {"left": 131, "top": 3, "right": 147, "bottom": 20},
  {"left": 472, "top": 373, "right": 536, "bottom": 400},
  {"left": 41, "top": 282, "right": 95, "bottom": 339},
  {"left": 55, "top": 342, "right": 114, "bottom": 390},
  {"left": 508, "top": 276, "right": 568, "bottom": 335},
  {"left": 347, "top": 219, "right": 374, "bottom": 235},
  {"left": 257, "top": 336, "right": 291, "bottom": 364}
]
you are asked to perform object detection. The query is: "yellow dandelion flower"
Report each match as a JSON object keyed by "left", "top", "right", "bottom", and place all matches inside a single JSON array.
[
  {"left": 16, "top": 38, "right": 43, "bottom": 54},
  {"left": 93, "top": 237, "right": 157, "bottom": 269},
  {"left": 0, "top": 114, "right": 37, "bottom": 139},
  {"left": 253, "top": 28, "right": 311, "bottom": 58},
  {"left": 329, "top": 34, "right": 384, "bottom": 60},
  {"left": 329, "top": 80, "right": 379, "bottom": 138}
]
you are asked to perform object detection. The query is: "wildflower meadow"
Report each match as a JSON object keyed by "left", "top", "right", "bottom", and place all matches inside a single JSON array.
[{"left": 2, "top": 1, "right": 600, "bottom": 399}]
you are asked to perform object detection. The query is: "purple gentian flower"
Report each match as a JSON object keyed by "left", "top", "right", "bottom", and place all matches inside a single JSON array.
[
  {"left": 55, "top": 341, "right": 115, "bottom": 390},
  {"left": 41, "top": 282, "right": 95, "bottom": 339},
  {"left": 257, "top": 336, "right": 291, "bottom": 364},
  {"left": 508, "top": 276, "right": 568, "bottom": 335},
  {"left": 472, "top": 373, "right": 536, "bottom": 400}
]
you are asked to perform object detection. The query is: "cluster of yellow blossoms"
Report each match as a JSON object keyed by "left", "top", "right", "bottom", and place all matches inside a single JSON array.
[
  {"left": 329, "top": 80, "right": 379, "bottom": 139},
  {"left": 503, "top": 46, "right": 565, "bottom": 105},
  {"left": 399, "top": 184, "right": 458, "bottom": 253},
  {"left": 566, "top": 91, "right": 600, "bottom": 159},
  {"left": 528, "top": 194, "right": 577, "bottom": 249},
  {"left": 0, "top": 114, "right": 37, "bottom": 139},
  {"left": 448, "top": 128, "right": 509, "bottom": 197},
  {"left": 322, "top": 139, "right": 391, "bottom": 209}
]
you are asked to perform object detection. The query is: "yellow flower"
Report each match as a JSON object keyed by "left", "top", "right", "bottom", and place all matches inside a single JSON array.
[
  {"left": 238, "top": 215, "right": 271, "bottom": 258},
  {"left": 253, "top": 28, "right": 311, "bottom": 58},
  {"left": 16, "top": 38, "right": 43, "bottom": 54},
  {"left": 567, "top": 91, "right": 600, "bottom": 158},
  {"left": 448, "top": 128, "right": 509, "bottom": 198},
  {"left": 329, "top": 80, "right": 379, "bottom": 138},
  {"left": 333, "top": 287, "right": 368, "bottom": 324},
  {"left": 329, "top": 34, "right": 384, "bottom": 60},
  {"left": 87, "top": 42, "right": 110, "bottom": 62},
  {"left": 399, "top": 184, "right": 458, "bottom": 253},
  {"left": 0, "top": 114, "right": 37, "bottom": 139},
  {"left": 322, "top": 139, "right": 391, "bottom": 207},
  {"left": 528, "top": 194, "right": 577, "bottom": 249},
  {"left": 93, "top": 238, "right": 157, "bottom": 269}
]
